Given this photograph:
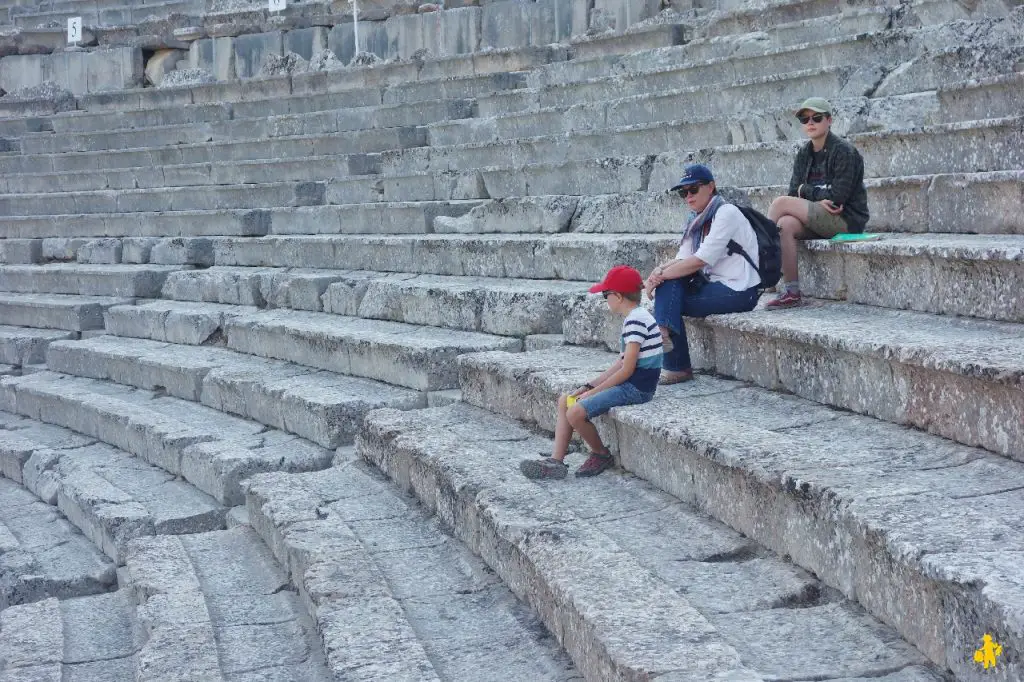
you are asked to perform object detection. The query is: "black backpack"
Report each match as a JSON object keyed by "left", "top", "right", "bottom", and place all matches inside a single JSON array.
[{"left": 708, "top": 203, "right": 782, "bottom": 289}]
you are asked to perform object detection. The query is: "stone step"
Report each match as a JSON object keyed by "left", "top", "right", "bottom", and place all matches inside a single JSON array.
[
  {"left": 532, "top": 27, "right": 912, "bottom": 93},
  {"left": 431, "top": 73, "right": 1024, "bottom": 149},
  {"left": 0, "top": 208, "right": 272, "bottom": 240},
  {"left": 455, "top": 346, "right": 1024, "bottom": 680},
  {"left": 6, "top": 77, "right": 1021, "bottom": 200},
  {"left": 245, "top": 463, "right": 579, "bottom": 680},
  {"left": 744, "top": 171, "right": 1024, "bottom": 236},
  {"left": 0, "top": 263, "right": 186, "bottom": 297},
  {"left": 0, "top": 123, "right": 426, "bottom": 175},
  {"left": 0, "top": 202, "right": 454, "bottom": 242},
  {"left": 46, "top": 91, "right": 472, "bottom": 137},
  {"left": 18, "top": 116, "right": 429, "bottom": 158},
  {"left": 0, "top": 325, "right": 73, "bottom": 366},
  {"left": 0, "top": 474, "right": 116, "bottom": 607},
  {"left": 161, "top": 267, "right": 587, "bottom": 336},
  {"left": 398, "top": 116, "right": 1024, "bottom": 188},
  {"left": 564, "top": 298, "right": 1024, "bottom": 461},
  {"left": 799, "top": 233, "right": 1024, "bottom": 322},
  {"left": 0, "top": 180, "right": 333, "bottom": 218},
  {"left": 357, "top": 402, "right": 945, "bottom": 680},
  {"left": 0, "top": 292, "right": 131, "bottom": 331},
  {"left": 0, "top": 370, "right": 334, "bottom": 505},
  {"left": 0, "top": 410, "right": 226, "bottom": 563},
  {"left": 123, "top": 528, "right": 333, "bottom": 680},
  {"left": 45, "top": 335, "right": 426, "bottom": 448},
  {"left": 103, "top": 300, "right": 523, "bottom": 391},
  {"left": 0, "top": 591, "right": 140, "bottom": 680},
  {"left": 134, "top": 233, "right": 679, "bottom": 283}
]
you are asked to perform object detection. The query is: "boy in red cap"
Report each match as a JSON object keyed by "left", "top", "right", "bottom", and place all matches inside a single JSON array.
[{"left": 520, "top": 265, "right": 663, "bottom": 480}]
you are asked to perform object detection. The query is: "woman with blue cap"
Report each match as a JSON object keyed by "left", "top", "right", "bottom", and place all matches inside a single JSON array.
[{"left": 643, "top": 164, "right": 761, "bottom": 384}]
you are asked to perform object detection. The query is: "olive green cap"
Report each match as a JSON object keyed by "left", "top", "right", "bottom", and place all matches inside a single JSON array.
[{"left": 795, "top": 97, "right": 832, "bottom": 115}]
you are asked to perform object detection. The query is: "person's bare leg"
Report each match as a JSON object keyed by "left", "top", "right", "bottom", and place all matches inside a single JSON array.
[
  {"left": 551, "top": 394, "right": 574, "bottom": 460},
  {"left": 778, "top": 215, "right": 805, "bottom": 283},
  {"left": 768, "top": 198, "right": 812, "bottom": 278},
  {"left": 567, "top": 406, "right": 610, "bottom": 455}
]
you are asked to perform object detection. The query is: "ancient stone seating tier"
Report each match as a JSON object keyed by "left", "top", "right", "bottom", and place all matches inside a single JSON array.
[{"left": 0, "top": 0, "right": 1022, "bottom": 680}]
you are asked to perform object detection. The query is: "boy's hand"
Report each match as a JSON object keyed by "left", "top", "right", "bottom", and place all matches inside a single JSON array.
[{"left": 571, "top": 385, "right": 589, "bottom": 398}]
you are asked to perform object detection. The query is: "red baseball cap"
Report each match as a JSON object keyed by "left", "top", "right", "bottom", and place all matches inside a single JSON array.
[{"left": 589, "top": 265, "right": 643, "bottom": 294}]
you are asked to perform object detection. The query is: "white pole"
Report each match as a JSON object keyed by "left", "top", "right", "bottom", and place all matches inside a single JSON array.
[{"left": 352, "top": 0, "right": 360, "bottom": 56}]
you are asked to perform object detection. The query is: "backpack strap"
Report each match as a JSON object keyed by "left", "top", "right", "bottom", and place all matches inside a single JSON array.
[
  {"left": 726, "top": 239, "right": 758, "bottom": 273},
  {"left": 705, "top": 201, "right": 759, "bottom": 273}
]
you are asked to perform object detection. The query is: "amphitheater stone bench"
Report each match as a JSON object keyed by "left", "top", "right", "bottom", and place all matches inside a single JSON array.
[{"left": 453, "top": 347, "right": 1024, "bottom": 680}]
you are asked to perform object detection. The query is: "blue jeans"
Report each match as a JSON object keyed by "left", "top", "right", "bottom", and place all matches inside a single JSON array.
[
  {"left": 653, "top": 278, "right": 760, "bottom": 372},
  {"left": 578, "top": 382, "right": 655, "bottom": 420}
]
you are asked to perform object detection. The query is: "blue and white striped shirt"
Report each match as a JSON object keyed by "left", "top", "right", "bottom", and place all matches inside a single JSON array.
[{"left": 620, "top": 307, "right": 663, "bottom": 393}]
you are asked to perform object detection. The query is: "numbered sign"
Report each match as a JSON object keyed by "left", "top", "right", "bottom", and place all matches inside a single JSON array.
[
  {"left": 268, "top": 0, "right": 285, "bottom": 12},
  {"left": 67, "top": 17, "right": 82, "bottom": 44}
]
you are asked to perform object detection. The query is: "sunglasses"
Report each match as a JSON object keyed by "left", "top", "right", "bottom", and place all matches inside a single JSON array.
[
  {"left": 798, "top": 112, "right": 828, "bottom": 124},
  {"left": 674, "top": 183, "right": 706, "bottom": 198},
  {"left": 602, "top": 291, "right": 617, "bottom": 300}
]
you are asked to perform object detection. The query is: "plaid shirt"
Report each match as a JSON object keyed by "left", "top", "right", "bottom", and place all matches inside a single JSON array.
[{"left": 787, "top": 131, "right": 870, "bottom": 232}]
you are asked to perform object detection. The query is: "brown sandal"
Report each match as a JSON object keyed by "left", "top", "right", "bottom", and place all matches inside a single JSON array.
[{"left": 659, "top": 370, "right": 694, "bottom": 385}]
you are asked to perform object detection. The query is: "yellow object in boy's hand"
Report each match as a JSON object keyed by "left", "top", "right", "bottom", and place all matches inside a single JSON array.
[{"left": 566, "top": 395, "right": 578, "bottom": 407}]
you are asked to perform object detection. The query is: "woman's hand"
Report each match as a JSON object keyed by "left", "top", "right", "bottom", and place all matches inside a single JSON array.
[
  {"left": 820, "top": 199, "right": 843, "bottom": 215},
  {"left": 645, "top": 266, "right": 666, "bottom": 298}
]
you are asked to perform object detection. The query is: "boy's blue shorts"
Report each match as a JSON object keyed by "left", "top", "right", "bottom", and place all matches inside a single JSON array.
[{"left": 577, "top": 383, "right": 655, "bottom": 420}]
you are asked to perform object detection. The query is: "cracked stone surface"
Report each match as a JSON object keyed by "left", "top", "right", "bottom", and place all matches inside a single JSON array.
[
  {"left": 458, "top": 346, "right": 1024, "bottom": 678},
  {"left": 245, "top": 462, "right": 581, "bottom": 681},
  {"left": 358, "top": 403, "right": 943, "bottom": 680}
]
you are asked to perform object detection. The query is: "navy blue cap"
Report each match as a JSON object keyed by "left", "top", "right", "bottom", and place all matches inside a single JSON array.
[{"left": 670, "top": 164, "right": 715, "bottom": 191}]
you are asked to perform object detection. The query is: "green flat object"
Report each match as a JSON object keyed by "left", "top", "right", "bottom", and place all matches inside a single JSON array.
[{"left": 831, "top": 233, "right": 882, "bottom": 242}]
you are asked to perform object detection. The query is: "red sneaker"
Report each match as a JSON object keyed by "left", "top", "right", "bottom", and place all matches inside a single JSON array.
[
  {"left": 765, "top": 291, "right": 803, "bottom": 309},
  {"left": 575, "top": 452, "right": 614, "bottom": 478}
]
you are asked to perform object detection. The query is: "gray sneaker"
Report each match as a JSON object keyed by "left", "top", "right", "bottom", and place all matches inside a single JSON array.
[{"left": 520, "top": 457, "right": 568, "bottom": 480}]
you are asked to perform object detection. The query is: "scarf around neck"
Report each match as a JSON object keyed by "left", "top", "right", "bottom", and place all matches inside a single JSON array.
[{"left": 681, "top": 193, "right": 725, "bottom": 254}]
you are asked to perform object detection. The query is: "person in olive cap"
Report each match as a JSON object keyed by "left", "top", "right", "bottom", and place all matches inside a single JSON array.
[{"left": 765, "top": 97, "right": 869, "bottom": 308}]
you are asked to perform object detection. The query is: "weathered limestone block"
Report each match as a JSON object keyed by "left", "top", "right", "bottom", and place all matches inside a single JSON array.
[{"left": 433, "top": 196, "right": 578, "bottom": 233}]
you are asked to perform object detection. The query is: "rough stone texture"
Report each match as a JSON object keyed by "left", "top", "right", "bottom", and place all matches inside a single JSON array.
[
  {"left": 0, "top": 293, "right": 130, "bottom": 331},
  {"left": 433, "top": 196, "right": 579, "bottom": 234},
  {"left": 800, "top": 234, "right": 1024, "bottom": 322},
  {"left": 456, "top": 347, "right": 1024, "bottom": 677},
  {"left": 0, "top": 264, "right": 184, "bottom": 298},
  {"left": 320, "top": 272, "right": 585, "bottom": 336},
  {"left": 0, "top": 370, "right": 333, "bottom": 507},
  {"left": 9, "top": 428, "right": 224, "bottom": 565},
  {"left": 45, "top": 335, "right": 426, "bottom": 448},
  {"left": 0, "top": 477, "right": 116, "bottom": 608},
  {"left": 358, "top": 403, "right": 939, "bottom": 680},
  {"left": 0, "top": 597, "right": 63, "bottom": 677},
  {"left": 75, "top": 238, "right": 123, "bottom": 265},
  {"left": 159, "top": 66, "right": 217, "bottom": 88},
  {"left": 153, "top": 233, "right": 679, "bottom": 281},
  {"left": 0, "top": 327, "right": 72, "bottom": 367},
  {"left": 244, "top": 464, "right": 578, "bottom": 681},
  {"left": 0, "top": 48, "right": 143, "bottom": 96}
]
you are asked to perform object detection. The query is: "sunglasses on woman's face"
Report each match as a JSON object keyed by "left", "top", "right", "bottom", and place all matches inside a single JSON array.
[
  {"left": 675, "top": 184, "right": 705, "bottom": 198},
  {"left": 798, "top": 112, "right": 827, "bottom": 124}
]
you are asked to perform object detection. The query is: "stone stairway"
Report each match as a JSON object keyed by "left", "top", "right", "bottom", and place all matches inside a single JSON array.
[{"left": 0, "top": 0, "right": 1021, "bottom": 679}]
